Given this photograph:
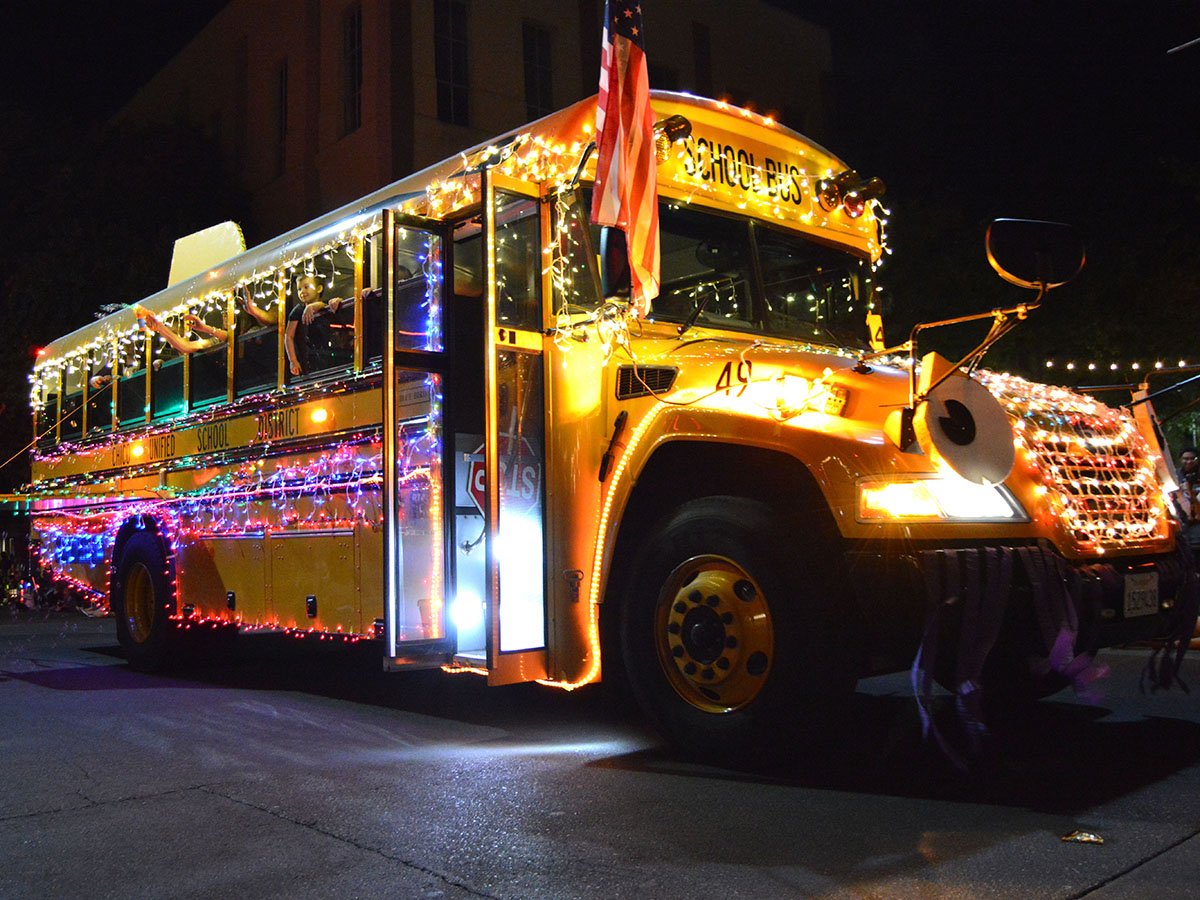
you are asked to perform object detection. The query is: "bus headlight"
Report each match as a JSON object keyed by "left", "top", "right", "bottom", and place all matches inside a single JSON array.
[
  {"left": 774, "top": 373, "right": 848, "bottom": 418},
  {"left": 858, "top": 477, "right": 1025, "bottom": 522}
]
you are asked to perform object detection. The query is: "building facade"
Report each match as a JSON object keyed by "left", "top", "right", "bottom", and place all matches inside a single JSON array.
[{"left": 118, "top": 0, "right": 832, "bottom": 240}]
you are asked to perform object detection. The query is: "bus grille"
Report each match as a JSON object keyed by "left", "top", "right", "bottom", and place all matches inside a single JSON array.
[
  {"left": 616, "top": 366, "right": 677, "bottom": 400},
  {"left": 978, "top": 372, "right": 1167, "bottom": 550}
]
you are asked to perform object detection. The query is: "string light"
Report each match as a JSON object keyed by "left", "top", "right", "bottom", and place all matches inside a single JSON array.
[
  {"left": 30, "top": 220, "right": 384, "bottom": 413},
  {"left": 1041, "top": 358, "right": 1196, "bottom": 378},
  {"left": 978, "top": 371, "right": 1168, "bottom": 552},
  {"left": 30, "top": 431, "right": 443, "bottom": 637},
  {"left": 29, "top": 95, "right": 888, "bottom": 686}
]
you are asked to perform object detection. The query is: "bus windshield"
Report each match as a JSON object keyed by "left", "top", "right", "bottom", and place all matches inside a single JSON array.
[
  {"left": 753, "top": 222, "right": 871, "bottom": 350},
  {"left": 564, "top": 194, "right": 871, "bottom": 349}
]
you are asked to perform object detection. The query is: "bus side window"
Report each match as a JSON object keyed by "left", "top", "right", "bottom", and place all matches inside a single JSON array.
[
  {"left": 361, "top": 231, "right": 385, "bottom": 364},
  {"left": 81, "top": 361, "right": 113, "bottom": 436},
  {"left": 35, "top": 376, "right": 60, "bottom": 450},
  {"left": 291, "top": 250, "right": 356, "bottom": 381},
  {"left": 60, "top": 366, "right": 85, "bottom": 443},
  {"left": 451, "top": 219, "right": 485, "bottom": 433},
  {"left": 117, "top": 334, "right": 147, "bottom": 427},
  {"left": 190, "top": 306, "right": 229, "bottom": 408},
  {"left": 324, "top": 248, "right": 357, "bottom": 372},
  {"left": 395, "top": 228, "right": 442, "bottom": 352},
  {"left": 235, "top": 282, "right": 280, "bottom": 397},
  {"left": 552, "top": 189, "right": 603, "bottom": 312},
  {"left": 353, "top": 229, "right": 441, "bottom": 360},
  {"left": 494, "top": 194, "right": 541, "bottom": 331},
  {"left": 151, "top": 332, "right": 185, "bottom": 419}
]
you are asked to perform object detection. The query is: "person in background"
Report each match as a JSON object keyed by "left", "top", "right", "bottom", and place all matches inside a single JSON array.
[
  {"left": 1178, "top": 448, "right": 1200, "bottom": 648},
  {"left": 1173, "top": 446, "right": 1200, "bottom": 553}
]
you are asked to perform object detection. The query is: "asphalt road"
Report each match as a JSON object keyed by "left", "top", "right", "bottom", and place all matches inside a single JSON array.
[{"left": 2, "top": 608, "right": 1199, "bottom": 900}]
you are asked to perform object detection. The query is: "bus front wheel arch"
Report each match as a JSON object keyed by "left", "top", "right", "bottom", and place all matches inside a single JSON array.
[
  {"left": 111, "top": 529, "right": 177, "bottom": 671},
  {"left": 618, "top": 495, "right": 855, "bottom": 762}
]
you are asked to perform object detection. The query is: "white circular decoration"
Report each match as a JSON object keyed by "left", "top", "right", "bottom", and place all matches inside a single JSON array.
[{"left": 913, "top": 375, "right": 1015, "bottom": 485}]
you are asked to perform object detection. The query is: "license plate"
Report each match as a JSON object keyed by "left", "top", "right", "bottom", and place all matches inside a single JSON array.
[{"left": 1123, "top": 571, "right": 1159, "bottom": 618}]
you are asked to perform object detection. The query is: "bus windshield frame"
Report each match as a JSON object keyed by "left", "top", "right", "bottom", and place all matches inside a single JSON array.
[{"left": 561, "top": 192, "right": 873, "bottom": 350}]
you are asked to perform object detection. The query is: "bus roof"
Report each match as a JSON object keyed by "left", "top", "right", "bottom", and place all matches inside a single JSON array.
[{"left": 36, "top": 92, "right": 876, "bottom": 372}]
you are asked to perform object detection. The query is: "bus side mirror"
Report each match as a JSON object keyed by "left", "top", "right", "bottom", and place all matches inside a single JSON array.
[
  {"left": 600, "top": 226, "right": 631, "bottom": 298},
  {"left": 985, "top": 218, "right": 1085, "bottom": 292}
]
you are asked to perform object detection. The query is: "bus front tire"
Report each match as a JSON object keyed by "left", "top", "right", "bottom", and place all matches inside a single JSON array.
[
  {"left": 111, "top": 531, "right": 177, "bottom": 671},
  {"left": 619, "top": 496, "right": 854, "bottom": 763}
]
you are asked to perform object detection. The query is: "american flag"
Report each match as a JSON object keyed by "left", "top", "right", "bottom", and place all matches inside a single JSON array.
[{"left": 591, "top": 0, "right": 659, "bottom": 316}]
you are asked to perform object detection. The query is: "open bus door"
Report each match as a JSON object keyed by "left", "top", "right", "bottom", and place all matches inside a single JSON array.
[
  {"left": 383, "top": 175, "right": 549, "bottom": 685},
  {"left": 383, "top": 210, "right": 457, "bottom": 668},
  {"left": 463, "top": 170, "right": 549, "bottom": 684}
]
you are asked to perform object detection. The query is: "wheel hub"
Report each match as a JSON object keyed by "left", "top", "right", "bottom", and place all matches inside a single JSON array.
[
  {"left": 125, "top": 563, "right": 155, "bottom": 645},
  {"left": 657, "top": 556, "right": 774, "bottom": 713},
  {"left": 681, "top": 605, "right": 725, "bottom": 663}
]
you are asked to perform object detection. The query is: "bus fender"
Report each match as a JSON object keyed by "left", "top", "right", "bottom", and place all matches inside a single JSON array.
[{"left": 110, "top": 515, "right": 177, "bottom": 614}]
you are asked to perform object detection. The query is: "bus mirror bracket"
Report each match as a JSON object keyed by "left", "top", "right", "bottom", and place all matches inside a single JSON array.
[
  {"left": 905, "top": 219, "right": 1082, "bottom": 405},
  {"left": 872, "top": 218, "right": 1084, "bottom": 451}
]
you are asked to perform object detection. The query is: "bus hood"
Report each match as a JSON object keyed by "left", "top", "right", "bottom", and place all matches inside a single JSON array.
[{"left": 657, "top": 336, "right": 1171, "bottom": 554}]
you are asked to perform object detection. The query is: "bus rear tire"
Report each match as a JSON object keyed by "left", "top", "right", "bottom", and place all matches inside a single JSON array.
[
  {"left": 112, "top": 530, "right": 177, "bottom": 671},
  {"left": 619, "top": 496, "right": 854, "bottom": 763}
]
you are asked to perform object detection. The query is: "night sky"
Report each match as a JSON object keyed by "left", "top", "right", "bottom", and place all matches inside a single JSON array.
[
  {"left": 790, "top": 1, "right": 1200, "bottom": 373},
  {"left": 1, "top": 1, "right": 228, "bottom": 122},
  {"left": 804, "top": 2, "right": 1199, "bottom": 215}
]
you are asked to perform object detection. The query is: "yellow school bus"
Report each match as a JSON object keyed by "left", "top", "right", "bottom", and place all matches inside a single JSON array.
[{"left": 23, "top": 92, "right": 1195, "bottom": 757}]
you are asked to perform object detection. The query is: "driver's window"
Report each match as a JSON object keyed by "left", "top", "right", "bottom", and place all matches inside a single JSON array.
[
  {"left": 552, "top": 190, "right": 603, "bottom": 312},
  {"left": 493, "top": 193, "right": 541, "bottom": 331}
]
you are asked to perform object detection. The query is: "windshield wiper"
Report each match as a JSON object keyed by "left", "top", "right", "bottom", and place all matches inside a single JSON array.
[
  {"left": 676, "top": 285, "right": 717, "bottom": 337},
  {"left": 800, "top": 319, "right": 853, "bottom": 348}
]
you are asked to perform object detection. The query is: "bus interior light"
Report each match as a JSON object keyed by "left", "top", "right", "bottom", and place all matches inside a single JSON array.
[{"left": 450, "top": 592, "right": 484, "bottom": 633}]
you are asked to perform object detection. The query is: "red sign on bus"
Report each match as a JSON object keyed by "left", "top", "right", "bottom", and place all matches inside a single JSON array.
[{"left": 466, "top": 436, "right": 541, "bottom": 515}]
